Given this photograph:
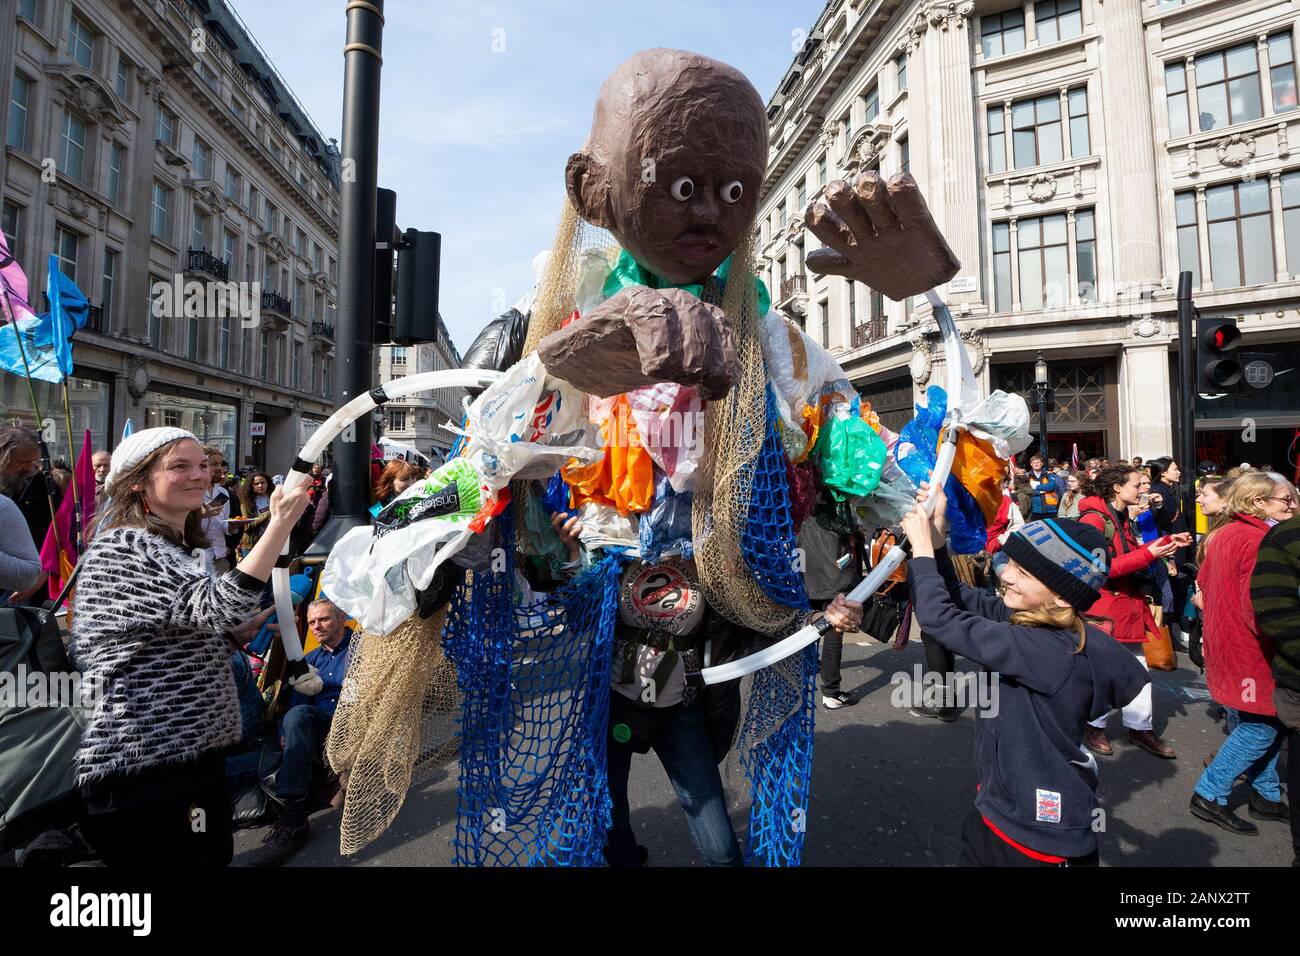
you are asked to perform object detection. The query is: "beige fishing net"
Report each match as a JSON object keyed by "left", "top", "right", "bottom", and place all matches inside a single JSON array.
[{"left": 324, "top": 607, "right": 460, "bottom": 856}]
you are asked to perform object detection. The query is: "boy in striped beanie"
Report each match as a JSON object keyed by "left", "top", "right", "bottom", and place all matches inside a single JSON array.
[{"left": 904, "top": 484, "right": 1150, "bottom": 866}]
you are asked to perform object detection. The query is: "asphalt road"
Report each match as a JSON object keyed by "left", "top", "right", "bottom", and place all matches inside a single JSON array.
[{"left": 234, "top": 634, "right": 1294, "bottom": 867}]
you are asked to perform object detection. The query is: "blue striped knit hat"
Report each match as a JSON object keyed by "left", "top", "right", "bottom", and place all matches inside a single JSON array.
[{"left": 999, "top": 518, "right": 1109, "bottom": 611}]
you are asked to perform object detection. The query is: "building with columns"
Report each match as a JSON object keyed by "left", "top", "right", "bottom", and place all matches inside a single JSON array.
[
  {"left": 760, "top": 0, "right": 1300, "bottom": 469},
  {"left": 1, "top": 0, "right": 339, "bottom": 474}
]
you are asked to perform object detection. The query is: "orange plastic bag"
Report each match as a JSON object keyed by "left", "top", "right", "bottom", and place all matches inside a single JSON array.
[
  {"left": 952, "top": 431, "right": 1004, "bottom": 526},
  {"left": 563, "top": 394, "right": 654, "bottom": 515}
]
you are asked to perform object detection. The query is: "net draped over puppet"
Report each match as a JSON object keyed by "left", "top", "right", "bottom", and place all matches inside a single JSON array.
[{"left": 324, "top": 193, "right": 1024, "bottom": 865}]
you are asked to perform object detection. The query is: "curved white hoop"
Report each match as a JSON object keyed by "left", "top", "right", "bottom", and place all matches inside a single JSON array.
[
  {"left": 270, "top": 369, "right": 502, "bottom": 692},
  {"left": 700, "top": 289, "right": 975, "bottom": 685}
]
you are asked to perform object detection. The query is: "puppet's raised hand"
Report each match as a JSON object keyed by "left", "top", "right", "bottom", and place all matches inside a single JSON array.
[
  {"left": 537, "top": 286, "right": 738, "bottom": 399},
  {"left": 804, "top": 171, "right": 960, "bottom": 301}
]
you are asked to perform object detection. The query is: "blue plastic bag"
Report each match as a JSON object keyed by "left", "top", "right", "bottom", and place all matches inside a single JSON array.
[{"left": 638, "top": 473, "right": 694, "bottom": 562}]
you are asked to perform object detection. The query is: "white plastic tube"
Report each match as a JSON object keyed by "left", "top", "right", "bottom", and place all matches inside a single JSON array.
[
  {"left": 271, "top": 369, "right": 502, "bottom": 692},
  {"left": 700, "top": 291, "right": 972, "bottom": 686}
]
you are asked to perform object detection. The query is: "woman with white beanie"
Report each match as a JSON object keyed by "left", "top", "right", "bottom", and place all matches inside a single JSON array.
[{"left": 72, "top": 427, "right": 310, "bottom": 866}]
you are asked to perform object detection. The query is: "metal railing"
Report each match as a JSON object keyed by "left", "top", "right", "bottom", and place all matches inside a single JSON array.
[
  {"left": 187, "top": 248, "right": 229, "bottom": 281},
  {"left": 310, "top": 320, "right": 334, "bottom": 340},
  {"left": 261, "top": 290, "right": 291, "bottom": 315},
  {"left": 851, "top": 314, "right": 889, "bottom": 348},
  {"left": 780, "top": 273, "right": 808, "bottom": 301},
  {"left": 86, "top": 305, "right": 104, "bottom": 333}
]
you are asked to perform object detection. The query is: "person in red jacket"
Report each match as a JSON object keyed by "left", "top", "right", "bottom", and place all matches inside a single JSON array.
[
  {"left": 1191, "top": 471, "right": 1294, "bottom": 834},
  {"left": 1077, "top": 465, "right": 1190, "bottom": 759}
]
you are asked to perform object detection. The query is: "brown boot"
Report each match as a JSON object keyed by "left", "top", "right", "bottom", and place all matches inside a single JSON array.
[
  {"left": 1084, "top": 726, "right": 1113, "bottom": 756},
  {"left": 1129, "top": 729, "right": 1176, "bottom": 759}
]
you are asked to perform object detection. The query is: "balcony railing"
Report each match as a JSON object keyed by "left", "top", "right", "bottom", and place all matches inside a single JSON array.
[
  {"left": 851, "top": 314, "right": 889, "bottom": 348},
  {"left": 261, "top": 291, "right": 291, "bottom": 316},
  {"left": 86, "top": 305, "right": 104, "bottom": 333},
  {"left": 310, "top": 321, "right": 334, "bottom": 340},
  {"left": 779, "top": 273, "right": 808, "bottom": 301},
  {"left": 187, "top": 249, "right": 229, "bottom": 281}
]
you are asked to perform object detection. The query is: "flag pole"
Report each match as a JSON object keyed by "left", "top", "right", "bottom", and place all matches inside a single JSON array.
[
  {"left": 59, "top": 383, "right": 82, "bottom": 551},
  {"left": 0, "top": 288, "right": 64, "bottom": 560}
]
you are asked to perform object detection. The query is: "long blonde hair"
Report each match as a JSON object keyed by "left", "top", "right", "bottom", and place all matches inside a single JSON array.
[{"left": 1011, "top": 604, "right": 1087, "bottom": 654}]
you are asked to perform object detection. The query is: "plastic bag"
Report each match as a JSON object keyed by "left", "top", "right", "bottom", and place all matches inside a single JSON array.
[
  {"left": 815, "top": 405, "right": 887, "bottom": 499},
  {"left": 945, "top": 476, "right": 987, "bottom": 555},
  {"left": 962, "top": 389, "right": 1033, "bottom": 460},
  {"left": 455, "top": 352, "right": 602, "bottom": 494},
  {"left": 952, "top": 431, "right": 1005, "bottom": 525},
  {"left": 575, "top": 500, "right": 639, "bottom": 551},
  {"left": 760, "top": 311, "right": 850, "bottom": 443},
  {"left": 894, "top": 385, "right": 946, "bottom": 489},
  {"left": 849, "top": 468, "right": 917, "bottom": 531},
  {"left": 626, "top": 382, "right": 704, "bottom": 494},
  {"left": 638, "top": 474, "right": 694, "bottom": 562},
  {"left": 563, "top": 393, "right": 655, "bottom": 514},
  {"left": 786, "top": 458, "right": 818, "bottom": 532}
]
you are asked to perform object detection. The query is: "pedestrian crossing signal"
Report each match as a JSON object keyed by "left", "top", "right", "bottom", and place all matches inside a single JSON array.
[{"left": 1196, "top": 317, "right": 1241, "bottom": 394}]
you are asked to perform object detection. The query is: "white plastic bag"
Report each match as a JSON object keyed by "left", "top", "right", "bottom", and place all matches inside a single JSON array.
[
  {"left": 759, "top": 310, "right": 848, "bottom": 432},
  {"left": 626, "top": 381, "right": 705, "bottom": 494},
  {"left": 962, "top": 389, "right": 1033, "bottom": 459},
  {"left": 576, "top": 500, "right": 639, "bottom": 551},
  {"left": 453, "top": 352, "right": 602, "bottom": 493}
]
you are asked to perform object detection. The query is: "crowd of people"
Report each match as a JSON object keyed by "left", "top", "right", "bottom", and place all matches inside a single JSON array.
[{"left": 2, "top": 420, "right": 1297, "bottom": 868}]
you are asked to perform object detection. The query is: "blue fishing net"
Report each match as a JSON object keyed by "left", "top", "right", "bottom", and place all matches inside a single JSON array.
[
  {"left": 733, "top": 383, "right": 815, "bottom": 867},
  {"left": 442, "top": 508, "right": 623, "bottom": 866},
  {"left": 742, "top": 386, "right": 811, "bottom": 612}
]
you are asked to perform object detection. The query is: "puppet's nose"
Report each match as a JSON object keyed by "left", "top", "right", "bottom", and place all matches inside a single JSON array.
[{"left": 688, "top": 189, "right": 720, "bottom": 225}]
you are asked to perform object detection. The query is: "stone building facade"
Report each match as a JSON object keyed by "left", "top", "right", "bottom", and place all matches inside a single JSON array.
[
  {"left": 760, "top": 0, "right": 1300, "bottom": 469},
  {"left": 2, "top": 0, "right": 340, "bottom": 474}
]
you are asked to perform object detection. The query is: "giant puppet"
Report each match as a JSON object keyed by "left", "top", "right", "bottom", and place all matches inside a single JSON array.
[{"left": 275, "top": 48, "right": 1026, "bottom": 865}]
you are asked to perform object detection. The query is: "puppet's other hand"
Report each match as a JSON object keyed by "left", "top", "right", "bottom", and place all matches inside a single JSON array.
[
  {"left": 537, "top": 287, "right": 738, "bottom": 398},
  {"left": 804, "top": 171, "right": 960, "bottom": 302}
]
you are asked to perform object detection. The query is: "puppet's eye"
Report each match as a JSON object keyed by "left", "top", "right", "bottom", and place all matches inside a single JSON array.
[
  {"left": 720, "top": 180, "right": 744, "bottom": 204},
  {"left": 670, "top": 176, "right": 694, "bottom": 201}
]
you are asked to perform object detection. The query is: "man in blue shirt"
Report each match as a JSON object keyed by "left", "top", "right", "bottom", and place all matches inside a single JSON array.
[
  {"left": 250, "top": 598, "right": 353, "bottom": 866},
  {"left": 1025, "top": 454, "right": 1061, "bottom": 518}
]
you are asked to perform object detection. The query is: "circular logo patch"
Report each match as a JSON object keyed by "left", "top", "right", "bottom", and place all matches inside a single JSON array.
[
  {"left": 612, "top": 723, "right": 632, "bottom": 744},
  {"left": 619, "top": 559, "right": 705, "bottom": 635}
]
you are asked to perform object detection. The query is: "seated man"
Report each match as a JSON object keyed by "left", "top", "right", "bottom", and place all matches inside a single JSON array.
[{"left": 249, "top": 598, "right": 353, "bottom": 866}]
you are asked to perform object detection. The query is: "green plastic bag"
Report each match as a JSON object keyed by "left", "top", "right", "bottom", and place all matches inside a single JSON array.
[{"left": 816, "top": 414, "right": 887, "bottom": 499}]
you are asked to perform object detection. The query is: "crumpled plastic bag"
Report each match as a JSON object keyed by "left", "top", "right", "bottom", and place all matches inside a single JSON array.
[
  {"left": 638, "top": 474, "right": 694, "bottom": 562},
  {"left": 895, "top": 385, "right": 947, "bottom": 489},
  {"left": 576, "top": 500, "right": 638, "bottom": 551},
  {"left": 522, "top": 484, "right": 570, "bottom": 571},
  {"left": 816, "top": 403, "right": 887, "bottom": 499},
  {"left": 849, "top": 467, "right": 917, "bottom": 531},
  {"left": 962, "top": 389, "right": 1033, "bottom": 460},
  {"left": 563, "top": 393, "right": 655, "bottom": 514},
  {"left": 786, "top": 458, "right": 818, "bottom": 532},
  {"left": 453, "top": 351, "right": 602, "bottom": 495},
  {"left": 952, "top": 431, "right": 1005, "bottom": 526},
  {"left": 626, "top": 382, "right": 705, "bottom": 494},
  {"left": 323, "top": 457, "right": 491, "bottom": 634},
  {"left": 945, "top": 477, "right": 987, "bottom": 555},
  {"left": 760, "top": 311, "right": 846, "bottom": 429}
]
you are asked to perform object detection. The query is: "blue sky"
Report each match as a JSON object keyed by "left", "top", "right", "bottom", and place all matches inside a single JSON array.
[{"left": 229, "top": 0, "right": 826, "bottom": 354}]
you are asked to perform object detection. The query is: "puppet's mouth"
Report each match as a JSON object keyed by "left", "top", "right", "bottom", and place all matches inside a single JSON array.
[{"left": 675, "top": 231, "right": 721, "bottom": 260}]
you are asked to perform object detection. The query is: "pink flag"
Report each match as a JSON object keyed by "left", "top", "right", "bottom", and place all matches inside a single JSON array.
[
  {"left": 0, "top": 225, "right": 38, "bottom": 324},
  {"left": 41, "top": 428, "right": 96, "bottom": 598}
]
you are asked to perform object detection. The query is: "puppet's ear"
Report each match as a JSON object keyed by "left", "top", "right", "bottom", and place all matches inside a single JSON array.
[{"left": 565, "top": 151, "right": 614, "bottom": 229}]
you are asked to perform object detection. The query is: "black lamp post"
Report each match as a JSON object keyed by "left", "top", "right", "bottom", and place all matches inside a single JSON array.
[{"left": 1033, "top": 351, "right": 1055, "bottom": 462}]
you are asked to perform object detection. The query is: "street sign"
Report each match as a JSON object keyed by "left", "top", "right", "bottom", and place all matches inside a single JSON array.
[
  {"left": 250, "top": 422, "right": 266, "bottom": 437},
  {"left": 948, "top": 275, "right": 977, "bottom": 293}
]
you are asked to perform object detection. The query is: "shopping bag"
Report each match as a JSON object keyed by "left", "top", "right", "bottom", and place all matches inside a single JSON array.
[{"left": 1142, "top": 626, "right": 1177, "bottom": 672}]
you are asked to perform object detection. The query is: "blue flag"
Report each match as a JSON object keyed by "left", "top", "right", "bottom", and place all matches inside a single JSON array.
[
  {"left": 46, "top": 255, "right": 88, "bottom": 377},
  {"left": 121, "top": 419, "right": 134, "bottom": 441},
  {"left": 0, "top": 257, "right": 88, "bottom": 383}
]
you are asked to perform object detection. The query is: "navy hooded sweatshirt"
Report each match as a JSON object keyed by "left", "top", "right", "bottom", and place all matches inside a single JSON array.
[{"left": 908, "top": 549, "right": 1150, "bottom": 859}]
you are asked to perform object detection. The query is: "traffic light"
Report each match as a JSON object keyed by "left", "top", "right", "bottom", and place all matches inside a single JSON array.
[
  {"left": 393, "top": 229, "right": 441, "bottom": 345},
  {"left": 1238, "top": 351, "right": 1277, "bottom": 390},
  {"left": 1196, "top": 316, "right": 1241, "bottom": 394},
  {"left": 374, "top": 188, "right": 398, "bottom": 344}
]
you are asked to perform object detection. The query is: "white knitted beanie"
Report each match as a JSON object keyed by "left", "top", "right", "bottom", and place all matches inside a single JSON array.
[{"left": 105, "top": 426, "right": 198, "bottom": 496}]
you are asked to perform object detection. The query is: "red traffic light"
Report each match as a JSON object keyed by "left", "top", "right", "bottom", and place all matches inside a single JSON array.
[{"left": 1201, "top": 321, "right": 1240, "bottom": 352}]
